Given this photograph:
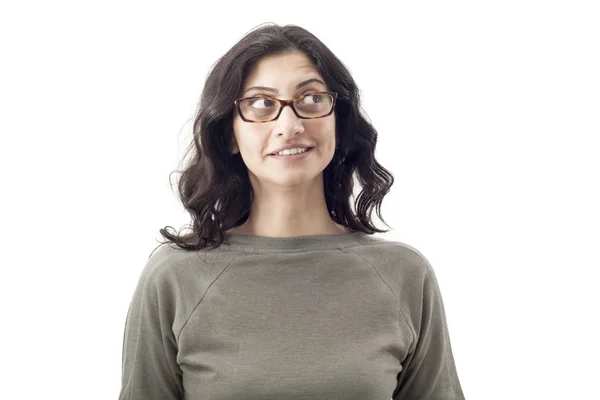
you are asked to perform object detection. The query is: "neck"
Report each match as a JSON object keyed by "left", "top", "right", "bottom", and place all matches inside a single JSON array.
[{"left": 227, "top": 175, "right": 349, "bottom": 238}]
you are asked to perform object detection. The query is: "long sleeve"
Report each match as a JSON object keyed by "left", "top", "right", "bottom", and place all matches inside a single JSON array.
[
  {"left": 118, "top": 252, "right": 184, "bottom": 400},
  {"left": 394, "top": 265, "right": 465, "bottom": 400}
]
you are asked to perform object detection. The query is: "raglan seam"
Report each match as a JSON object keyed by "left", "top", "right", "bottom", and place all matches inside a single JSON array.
[
  {"left": 344, "top": 248, "right": 417, "bottom": 352},
  {"left": 130, "top": 248, "right": 238, "bottom": 398},
  {"left": 176, "top": 255, "right": 240, "bottom": 342}
]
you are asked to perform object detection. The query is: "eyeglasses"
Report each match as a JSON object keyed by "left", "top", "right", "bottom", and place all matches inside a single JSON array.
[{"left": 234, "top": 91, "right": 337, "bottom": 123}]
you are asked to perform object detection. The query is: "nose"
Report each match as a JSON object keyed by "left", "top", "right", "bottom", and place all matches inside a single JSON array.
[
  {"left": 275, "top": 104, "right": 304, "bottom": 135},
  {"left": 279, "top": 103, "right": 300, "bottom": 121}
]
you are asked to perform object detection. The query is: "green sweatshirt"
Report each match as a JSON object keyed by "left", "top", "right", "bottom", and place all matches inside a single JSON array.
[{"left": 118, "top": 231, "right": 465, "bottom": 399}]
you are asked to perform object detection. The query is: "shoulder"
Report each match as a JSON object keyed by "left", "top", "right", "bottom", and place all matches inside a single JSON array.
[
  {"left": 143, "top": 243, "right": 192, "bottom": 278},
  {"left": 347, "top": 236, "right": 434, "bottom": 281},
  {"left": 138, "top": 242, "right": 238, "bottom": 291}
]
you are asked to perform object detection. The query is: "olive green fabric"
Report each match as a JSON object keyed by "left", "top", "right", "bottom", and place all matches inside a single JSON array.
[{"left": 119, "top": 232, "right": 465, "bottom": 399}]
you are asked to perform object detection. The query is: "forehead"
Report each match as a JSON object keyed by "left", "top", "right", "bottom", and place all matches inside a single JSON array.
[{"left": 243, "top": 51, "right": 323, "bottom": 89}]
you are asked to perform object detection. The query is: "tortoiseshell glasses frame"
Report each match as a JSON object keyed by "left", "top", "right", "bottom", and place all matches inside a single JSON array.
[{"left": 233, "top": 91, "right": 338, "bottom": 123}]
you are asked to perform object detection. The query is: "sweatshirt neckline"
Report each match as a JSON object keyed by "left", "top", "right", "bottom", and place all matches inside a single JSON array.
[{"left": 222, "top": 231, "right": 370, "bottom": 252}]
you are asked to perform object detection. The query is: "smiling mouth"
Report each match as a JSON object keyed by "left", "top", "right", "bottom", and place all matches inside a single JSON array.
[{"left": 269, "top": 147, "right": 315, "bottom": 156}]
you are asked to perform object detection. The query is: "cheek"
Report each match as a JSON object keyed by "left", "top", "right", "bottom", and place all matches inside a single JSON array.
[
  {"left": 324, "top": 119, "right": 337, "bottom": 146},
  {"left": 233, "top": 124, "right": 265, "bottom": 155}
]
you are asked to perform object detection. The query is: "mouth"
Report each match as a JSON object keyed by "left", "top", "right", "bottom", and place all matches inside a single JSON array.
[{"left": 269, "top": 147, "right": 315, "bottom": 159}]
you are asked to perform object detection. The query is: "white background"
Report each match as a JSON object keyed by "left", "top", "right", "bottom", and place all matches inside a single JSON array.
[{"left": 1, "top": 1, "right": 598, "bottom": 399}]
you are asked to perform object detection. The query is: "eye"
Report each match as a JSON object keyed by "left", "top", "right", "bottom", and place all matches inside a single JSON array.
[
  {"left": 298, "top": 93, "right": 323, "bottom": 104},
  {"left": 249, "top": 97, "right": 276, "bottom": 108}
]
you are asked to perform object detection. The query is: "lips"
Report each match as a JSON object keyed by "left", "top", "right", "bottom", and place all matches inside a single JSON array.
[{"left": 270, "top": 147, "right": 314, "bottom": 156}]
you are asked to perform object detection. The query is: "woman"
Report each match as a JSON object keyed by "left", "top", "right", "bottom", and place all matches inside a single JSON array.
[{"left": 118, "top": 23, "right": 466, "bottom": 400}]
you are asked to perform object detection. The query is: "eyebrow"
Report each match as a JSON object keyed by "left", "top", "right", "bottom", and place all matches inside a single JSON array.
[{"left": 243, "top": 78, "right": 326, "bottom": 95}]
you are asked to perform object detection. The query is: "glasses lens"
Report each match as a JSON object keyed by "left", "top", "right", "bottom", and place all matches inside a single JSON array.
[
  {"left": 294, "top": 93, "right": 334, "bottom": 118},
  {"left": 238, "top": 93, "right": 334, "bottom": 122},
  {"left": 239, "top": 97, "right": 280, "bottom": 122}
]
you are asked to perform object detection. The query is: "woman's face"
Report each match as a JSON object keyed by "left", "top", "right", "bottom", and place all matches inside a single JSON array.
[{"left": 231, "top": 51, "right": 337, "bottom": 188}]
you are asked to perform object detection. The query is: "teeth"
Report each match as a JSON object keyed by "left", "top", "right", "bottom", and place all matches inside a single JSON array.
[{"left": 275, "top": 147, "right": 308, "bottom": 156}]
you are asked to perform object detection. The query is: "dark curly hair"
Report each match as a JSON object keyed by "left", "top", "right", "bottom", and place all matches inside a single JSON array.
[{"left": 158, "top": 23, "right": 395, "bottom": 251}]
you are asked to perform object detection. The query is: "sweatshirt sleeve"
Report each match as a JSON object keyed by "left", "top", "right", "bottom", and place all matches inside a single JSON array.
[
  {"left": 394, "top": 263, "right": 466, "bottom": 400},
  {"left": 118, "top": 251, "right": 184, "bottom": 400}
]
